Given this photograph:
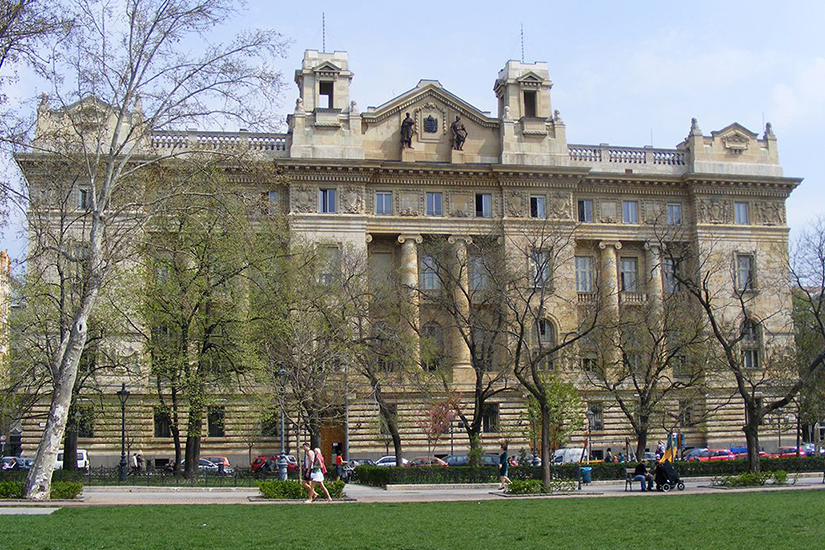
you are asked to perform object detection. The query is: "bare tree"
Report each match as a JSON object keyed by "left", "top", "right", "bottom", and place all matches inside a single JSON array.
[{"left": 9, "top": 0, "right": 288, "bottom": 498}]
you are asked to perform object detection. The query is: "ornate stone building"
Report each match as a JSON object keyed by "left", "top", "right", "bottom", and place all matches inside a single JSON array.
[{"left": 16, "top": 50, "right": 801, "bottom": 466}]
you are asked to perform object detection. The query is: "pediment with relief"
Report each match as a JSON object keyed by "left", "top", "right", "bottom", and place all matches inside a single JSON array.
[{"left": 712, "top": 123, "right": 758, "bottom": 154}]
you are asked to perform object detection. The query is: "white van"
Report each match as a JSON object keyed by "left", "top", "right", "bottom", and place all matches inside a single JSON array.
[
  {"left": 552, "top": 448, "right": 586, "bottom": 464},
  {"left": 55, "top": 450, "right": 90, "bottom": 471}
]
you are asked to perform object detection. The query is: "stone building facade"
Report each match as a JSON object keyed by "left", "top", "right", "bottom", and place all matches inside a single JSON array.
[{"left": 15, "top": 50, "right": 802, "bottom": 466}]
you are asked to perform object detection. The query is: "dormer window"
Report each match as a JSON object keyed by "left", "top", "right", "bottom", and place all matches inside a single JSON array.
[
  {"left": 523, "top": 90, "right": 537, "bottom": 118},
  {"left": 318, "top": 81, "right": 334, "bottom": 109}
]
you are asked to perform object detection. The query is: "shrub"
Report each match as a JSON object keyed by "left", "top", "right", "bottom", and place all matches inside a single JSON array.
[
  {"left": 0, "top": 481, "right": 83, "bottom": 500},
  {"left": 258, "top": 480, "right": 345, "bottom": 500},
  {"left": 506, "top": 480, "right": 544, "bottom": 494},
  {"left": 772, "top": 470, "right": 788, "bottom": 485}
]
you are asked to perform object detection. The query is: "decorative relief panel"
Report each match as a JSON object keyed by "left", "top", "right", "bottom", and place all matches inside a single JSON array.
[
  {"left": 399, "top": 191, "right": 422, "bottom": 216},
  {"left": 413, "top": 101, "right": 448, "bottom": 143},
  {"left": 340, "top": 185, "right": 363, "bottom": 214},
  {"left": 506, "top": 191, "right": 526, "bottom": 217},
  {"left": 598, "top": 200, "right": 618, "bottom": 223},
  {"left": 292, "top": 185, "right": 316, "bottom": 213},
  {"left": 642, "top": 200, "right": 664, "bottom": 224},
  {"left": 450, "top": 192, "right": 472, "bottom": 217},
  {"left": 697, "top": 198, "right": 731, "bottom": 224},
  {"left": 754, "top": 200, "right": 785, "bottom": 226},
  {"left": 548, "top": 191, "right": 571, "bottom": 220}
]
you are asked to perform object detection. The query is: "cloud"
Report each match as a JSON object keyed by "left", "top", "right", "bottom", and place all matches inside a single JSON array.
[{"left": 771, "top": 58, "right": 825, "bottom": 130}]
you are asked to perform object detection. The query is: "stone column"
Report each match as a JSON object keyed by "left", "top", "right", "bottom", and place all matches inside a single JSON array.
[
  {"left": 645, "top": 243, "right": 663, "bottom": 321},
  {"left": 398, "top": 234, "right": 422, "bottom": 366},
  {"left": 448, "top": 236, "right": 473, "bottom": 379},
  {"left": 598, "top": 241, "right": 622, "bottom": 312}
]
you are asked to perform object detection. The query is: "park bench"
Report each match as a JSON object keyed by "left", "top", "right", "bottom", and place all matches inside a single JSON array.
[{"left": 624, "top": 468, "right": 635, "bottom": 491}]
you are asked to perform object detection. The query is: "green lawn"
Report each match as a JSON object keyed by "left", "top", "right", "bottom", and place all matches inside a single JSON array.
[{"left": 2, "top": 490, "right": 824, "bottom": 549}]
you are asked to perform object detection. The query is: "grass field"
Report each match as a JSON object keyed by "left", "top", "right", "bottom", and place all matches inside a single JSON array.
[{"left": 1, "top": 490, "right": 824, "bottom": 549}]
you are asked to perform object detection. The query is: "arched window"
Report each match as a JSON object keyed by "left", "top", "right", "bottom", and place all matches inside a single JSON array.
[{"left": 741, "top": 319, "right": 760, "bottom": 369}]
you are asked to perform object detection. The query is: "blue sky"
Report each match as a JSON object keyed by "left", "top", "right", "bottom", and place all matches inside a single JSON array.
[{"left": 3, "top": 0, "right": 823, "bottom": 260}]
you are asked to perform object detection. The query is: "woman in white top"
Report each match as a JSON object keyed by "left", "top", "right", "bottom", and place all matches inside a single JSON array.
[{"left": 310, "top": 447, "right": 332, "bottom": 502}]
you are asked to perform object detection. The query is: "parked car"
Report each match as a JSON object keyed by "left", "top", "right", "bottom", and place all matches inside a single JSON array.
[
  {"left": 771, "top": 446, "right": 807, "bottom": 459},
  {"left": 1, "top": 456, "right": 18, "bottom": 470},
  {"left": 55, "top": 449, "right": 90, "bottom": 471},
  {"left": 732, "top": 450, "right": 769, "bottom": 460},
  {"left": 180, "top": 458, "right": 221, "bottom": 474},
  {"left": 681, "top": 448, "right": 708, "bottom": 462},
  {"left": 201, "top": 456, "right": 233, "bottom": 475},
  {"left": 443, "top": 454, "right": 499, "bottom": 467},
  {"left": 251, "top": 454, "right": 298, "bottom": 473},
  {"left": 407, "top": 457, "right": 448, "bottom": 467},
  {"left": 375, "top": 455, "right": 408, "bottom": 467},
  {"left": 15, "top": 457, "right": 34, "bottom": 470},
  {"left": 552, "top": 448, "right": 586, "bottom": 464},
  {"left": 347, "top": 458, "right": 376, "bottom": 468},
  {"left": 689, "top": 449, "right": 736, "bottom": 462}
]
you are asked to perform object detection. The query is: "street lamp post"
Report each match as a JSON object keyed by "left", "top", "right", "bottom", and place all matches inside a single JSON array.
[
  {"left": 278, "top": 367, "right": 286, "bottom": 456},
  {"left": 116, "top": 383, "right": 130, "bottom": 482}
]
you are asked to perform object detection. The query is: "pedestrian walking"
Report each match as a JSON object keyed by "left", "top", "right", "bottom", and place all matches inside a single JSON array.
[
  {"left": 335, "top": 451, "right": 345, "bottom": 482},
  {"left": 310, "top": 447, "right": 332, "bottom": 502},
  {"left": 498, "top": 441, "right": 511, "bottom": 490},
  {"left": 301, "top": 443, "right": 316, "bottom": 503}
]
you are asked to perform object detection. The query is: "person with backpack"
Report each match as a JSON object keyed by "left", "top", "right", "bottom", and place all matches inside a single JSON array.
[{"left": 310, "top": 447, "right": 332, "bottom": 502}]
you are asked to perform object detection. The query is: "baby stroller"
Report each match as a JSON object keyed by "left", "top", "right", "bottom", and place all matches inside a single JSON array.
[{"left": 654, "top": 461, "right": 685, "bottom": 492}]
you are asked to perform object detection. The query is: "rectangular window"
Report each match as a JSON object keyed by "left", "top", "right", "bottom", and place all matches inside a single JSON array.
[
  {"left": 666, "top": 203, "right": 682, "bottom": 225},
  {"left": 76, "top": 405, "right": 94, "bottom": 438},
  {"left": 530, "top": 195, "right": 546, "bottom": 218},
  {"left": 575, "top": 256, "right": 594, "bottom": 292},
  {"left": 580, "top": 356, "right": 597, "bottom": 372},
  {"left": 679, "top": 400, "right": 695, "bottom": 427},
  {"left": 319, "top": 81, "right": 334, "bottom": 109},
  {"left": 475, "top": 193, "right": 492, "bottom": 218},
  {"left": 481, "top": 403, "right": 500, "bottom": 433},
  {"left": 588, "top": 403, "right": 604, "bottom": 431},
  {"left": 267, "top": 191, "right": 279, "bottom": 216},
  {"left": 420, "top": 255, "right": 440, "bottom": 291},
  {"left": 319, "top": 188, "right": 336, "bottom": 213},
  {"left": 375, "top": 191, "right": 393, "bottom": 215},
  {"left": 620, "top": 258, "right": 638, "bottom": 292},
  {"left": 154, "top": 408, "right": 171, "bottom": 438},
  {"left": 743, "top": 348, "right": 759, "bottom": 369},
  {"left": 207, "top": 406, "right": 225, "bottom": 438},
  {"left": 469, "top": 256, "right": 490, "bottom": 291},
  {"left": 736, "top": 254, "right": 755, "bottom": 291},
  {"left": 577, "top": 199, "right": 593, "bottom": 223},
  {"left": 319, "top": 245, "right": 341, "bottom": 285},
  {"left": 663, "top": 257, "right": 678, "bottom": 293},
  {"left": 523, "top": 91, "right": 537, "bottom": 118},
  {"left": 260, "top": 410, "right": 280, "bottom": 437},
  {"left": 78, "top": 188, "right": 91, "bottom": 210},
  {"left": 735, "top": 202, "right": 749, "bottom": 225},
  {"left": 426, "top": 192, "right": 443, "bottom": 216},
  {"left": 622, "top": 200, "right": 638, "bottom": 224},
  {"left": 530, "top": 249, "right": 552, "bottom": 287}
]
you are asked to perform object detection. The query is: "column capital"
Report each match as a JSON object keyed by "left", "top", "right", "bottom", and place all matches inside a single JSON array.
[
  {"left": 447, "top": 235, "right": 473, "bottom": 245},
  {"left": 644, "top": 241, "right": 662, "bottom": 253},
  {"left": 598, "top": 240, "right": 622, "bottom": 251},
  {"left": 366, "top": 233, "right": 373, "bottom": 244},
  {"left": 397, "top": 234, "right": 423, "bottom": 245}
]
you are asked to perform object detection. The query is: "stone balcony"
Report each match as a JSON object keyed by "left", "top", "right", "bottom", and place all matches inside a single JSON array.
[
  {"left": 619, "top": 291, "right": 648, "bottom": 305},
  {"left": 149, "top": 130, "right": 288, "bottom": 157},
  {"left": 568, "top": 143, "right": 688, "bottom": 176}
]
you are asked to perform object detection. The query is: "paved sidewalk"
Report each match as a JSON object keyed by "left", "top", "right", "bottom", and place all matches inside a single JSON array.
[
  {"left": 1, "top": 474, "right": 822, "bottom": 507},
  {"left": 0, "top": 507, "right": 60, "bottom": 515}
]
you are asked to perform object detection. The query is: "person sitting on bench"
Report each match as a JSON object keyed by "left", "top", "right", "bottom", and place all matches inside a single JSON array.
[{"left": 634, "top": 461, "right": 654, "bottom": 491}]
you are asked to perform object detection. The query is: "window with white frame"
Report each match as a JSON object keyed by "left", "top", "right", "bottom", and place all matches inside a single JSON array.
[
  {"left": 420, "top": 255, "right": 440, "bottom": 290},
  {"left": 375, "top": 191, "right": 393, "bottom": 216},
  {"left": 736, "top": 254, "right": 755, "bottom": 291},
  {"left": 475, "top": 193, "right": 492, "bottom": 218},
  {"left": 588, "top": 402, "right": 604, "bottom": 430},
  {"left": 620, "top": 257, "right": 638, "bottom": 292},
  {"left": 78, "top": 188, "right": 91, "bottom": 210},
  {"left": 530, "top": 249, "right": 552, "bottom": 287},
  {"left": 741, "top": 319, "right": 760, "bottom": 369},
  {"left": 575, "top": 256, "right": 594, "bottom": 292},
  {"left": 734, "top": 202, "right": 749, "bottom": 225},
  {"left": 580, "top": 355, "right": 597, "bottom": 372},
  {"left": 578, "top": 199, "right": 593, "bottom": 222},
  {"left": 319, "top": 188, "right": 336, "bottom": 213},
  {"left": 666, "top": 203, "right": 682, "bottom": 225},
  {"left": 530, "top": 195, "right": 546, "bottom": 218},
  {"left": 622, "top": 200, "right": 638, "bottom": 224},
  {"left": 426, "top": 192, "right": 443, "bottom": 216},
  {"left": 318, "top": 245, "right": 340, "bottom": 285}
]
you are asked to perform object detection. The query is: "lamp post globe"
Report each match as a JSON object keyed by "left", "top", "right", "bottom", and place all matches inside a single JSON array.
[{"left": 116, "top": 383, "right": 130, "bottom": 482}]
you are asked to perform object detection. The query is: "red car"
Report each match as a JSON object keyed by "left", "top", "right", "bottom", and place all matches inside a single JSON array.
[
  {"left": 251, "top": 454, "right": 298, "bottom": 473},
  {"left": 407, "top": 457, "right": 448, "bottom": 467},
  {"left": 770, "top": 446, "right": 807, "bottom": 459},
  {"left": 733, "top": 450, "right": 769, "bottom": 460},
  {"left": 690, "top": 449, "right": 736, "bottom": 462}
]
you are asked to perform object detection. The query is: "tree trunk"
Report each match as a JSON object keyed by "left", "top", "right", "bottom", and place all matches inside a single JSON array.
[
  {"left": 744, "top": 414, "right": 761, "bottom": 473},
  {"left": 184, "top": 409, "right": 202, "bottom": 479},
  {"left": 23, "top": 322, "right": 90, "bottom": 499},
  {"left": 373, "top": 378, "right": 403, "bottom": 462},
  {"left": 308, "top": 412, "right": 321, "bottom": 450},
  {"left": 170, "top": 387, "right": 182, "bottom": 473},
  {"left": 635, "top": 423, "right": 649, "bottom": 462},
  {"left": 62, "top": 417, "right": 78, "bottom": 472},
  {"left": 540, "top": 401, "right": 551, "bottom": 488}
]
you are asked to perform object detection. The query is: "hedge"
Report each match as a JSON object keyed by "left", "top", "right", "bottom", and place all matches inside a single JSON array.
[
  {"left": 258, "top": 480, "right": 346, "bottom": 500},
  {"left": 0, "top": 470, "right": 83, "bottom": 483},
  {"left": 0, "top": 481, "right": 83, "bottom": 500},
  {"left": 354, "top": 457, "right": 825, "bottom": 487}
]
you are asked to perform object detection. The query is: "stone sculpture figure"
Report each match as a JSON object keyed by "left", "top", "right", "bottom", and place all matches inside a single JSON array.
[
  {"left": 451, "top": 115, "right": 468, "bottom": 150},
  {"left": 400, "top": 112, "right": 415, "bottom": 149}
]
